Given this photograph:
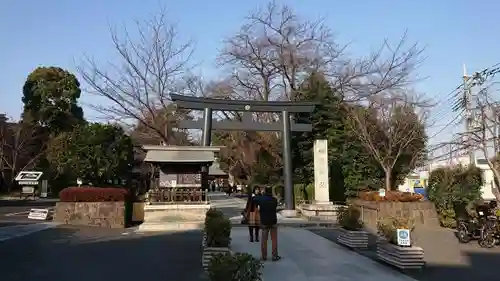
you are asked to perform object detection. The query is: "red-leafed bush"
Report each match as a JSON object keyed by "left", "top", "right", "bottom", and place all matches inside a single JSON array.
[
  {"left": 59, "top": 187, "right": 130, "bottom": 202},
  {"left": 358, "top": 190, "right": 423, "bottom": 202}
]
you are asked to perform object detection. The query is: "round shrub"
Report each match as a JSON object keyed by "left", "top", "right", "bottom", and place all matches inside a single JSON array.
[
  {"left": 59, "top": 187, "right": 130, "bottom": 202},
  {"left": 206, "top": 208, "right": 224, "bottom": 219},
  {"left": 337, "top": 205, "right": 364, "bottom": 231},
  {"left": 377, "top": 216, "right": 415, "bottom": 245},
  {"left": 208, "top": 252, "right": 263, "bottom": 281},
  {"left": 205, "top": 216, "right": 232, "bottom": 247}
]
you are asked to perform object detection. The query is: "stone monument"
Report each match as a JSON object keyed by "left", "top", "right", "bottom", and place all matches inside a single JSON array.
[
  {"left": 313, "top": 139, "right": 330, "bottom": 203},
  {"left": 299, "top": 140, "right": 341, "bottom": 220}
]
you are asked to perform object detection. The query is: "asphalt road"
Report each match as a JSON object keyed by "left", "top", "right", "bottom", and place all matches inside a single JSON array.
[
  {"left": 0, "top": 199, "right": 57, "bottom": 227},
  {"left": 0, "top": 226, "right": 207, "bottom": 281}
]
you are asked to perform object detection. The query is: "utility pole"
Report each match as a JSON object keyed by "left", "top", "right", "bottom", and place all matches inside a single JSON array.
[
  {"left": 463, "top": 64, "right": 475, "bottom": 166},
  {"left": 493, "top": 105, "right": 499, "bottom": 155}
]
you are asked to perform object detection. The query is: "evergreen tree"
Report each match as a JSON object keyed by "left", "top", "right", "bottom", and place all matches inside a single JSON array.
[{"left": 291, "top": 72, "right": 385, "bottom": 199}]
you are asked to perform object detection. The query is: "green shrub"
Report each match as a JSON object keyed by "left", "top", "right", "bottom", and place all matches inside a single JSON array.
[
  {"left": 427, "top": 165, "right": 482, "bottom": 228},
  {"left": 208, "top": 252, "right": 263, "bottom": 281},
  {"left": 377, "top": 216, "right": 415, "bottom": 245},
  {"left": 337, "top": 205, "right": 364, "bottom": 230},
  {"left": 205, "top": 216, "right": 232, "bottom": 247},
  {"left": 270, "top": 184, "right": 314, "bottom": 204},
  {"left": 206, "top": 208, "right": 223, "bottom": 221},
  {"left": 205, "top": 208, "right": 224, "bottom": 229}
]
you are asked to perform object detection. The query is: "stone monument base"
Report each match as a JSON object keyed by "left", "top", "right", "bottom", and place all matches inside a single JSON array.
[
  {"left": 298, "top": 202, "right": 341, "bottom": 221},
  {"left": 137, "top": 203, "right": 210, "bottom": 232},
  {"left": 279, "top": 209, "right": 298, "bottom": 218}
]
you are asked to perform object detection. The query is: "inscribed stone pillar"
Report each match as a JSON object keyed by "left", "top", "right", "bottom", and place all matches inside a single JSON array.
[{"left": 313, "top": 139, "right": 330, "bottom": 203}]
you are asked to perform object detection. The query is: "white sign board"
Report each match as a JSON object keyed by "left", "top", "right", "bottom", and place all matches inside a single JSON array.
[
  {"left": 22, "top": 186, "right": 35, "bottom": 194},
  {"left": 396, "top": 229, "right": 411, "bottom": 246},
  {"left": 15, "top": 171, "right": 43, "bottom": 181},
  {"left": 378, "top": 188, "right": 386, "bottom": 197},
  {"left": 77, "top": 179, "right": 83, "bottom": 186},
  {"left": 313, "top": 139, "right": 330, "bottom": 203},
  {"left": 27, "top": 209, "right": 50, "bottom": 220}
]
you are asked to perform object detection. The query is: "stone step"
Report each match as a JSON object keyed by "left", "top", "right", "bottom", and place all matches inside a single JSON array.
[{"left": 137, "top": 221, "right": 204, "bottom": 232}]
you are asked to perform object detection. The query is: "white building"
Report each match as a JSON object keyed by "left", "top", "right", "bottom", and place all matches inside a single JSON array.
[{"left": 398, "top": 156, "right": 496, "bottom": 200}]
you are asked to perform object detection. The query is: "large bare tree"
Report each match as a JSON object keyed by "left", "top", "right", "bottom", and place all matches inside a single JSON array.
[
  {"left": 210, "top": 1, "right": 424, "bottom": 178},
  {"left": 79, "top": 7, "right": 194, "bottom": 145},
  {"left": 217, "top": 1, "right": 424, "bottom": 103},
  {"left": 347, "top": 94, "right": 427, "bottom": 191}
]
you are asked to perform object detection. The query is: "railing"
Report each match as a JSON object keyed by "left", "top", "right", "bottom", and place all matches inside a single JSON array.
[{"left": 148, "top": 188, "right": 207, "bottom": 203}]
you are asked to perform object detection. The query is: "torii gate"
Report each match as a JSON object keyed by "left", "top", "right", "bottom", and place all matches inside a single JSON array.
[{"left": 171, "top": 94, "right": 317, "bottom": 215}]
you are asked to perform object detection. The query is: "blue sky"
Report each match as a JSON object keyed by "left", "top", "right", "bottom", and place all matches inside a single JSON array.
[{"left": 1, "top": 0, "right": 499, "bottom": 148}]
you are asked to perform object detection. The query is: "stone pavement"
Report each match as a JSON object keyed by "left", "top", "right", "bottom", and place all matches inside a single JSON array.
[
  {"left": 231, "top": 227, "right": 417, "bottom": 281},
  {"left": 210, "top": 193, "right": 336, "bottom": 227}
]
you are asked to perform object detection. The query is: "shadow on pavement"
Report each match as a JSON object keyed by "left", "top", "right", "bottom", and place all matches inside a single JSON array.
[
  {"left": 0, "top": 221, "right": 33, "bottom": 228},
  {"left": 0, "top": 226, "right": 206, "bottom": 281},
  {"left": 0, "top": 199, "right": 58, "bottom": 207},
  {"left": 310, "top": 227, "right": 500, "bottom": 281}
]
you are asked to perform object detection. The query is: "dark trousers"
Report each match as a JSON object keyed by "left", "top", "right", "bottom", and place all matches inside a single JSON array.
[{"left": 248, "top": 226, "right": 259, "bottom": 241}]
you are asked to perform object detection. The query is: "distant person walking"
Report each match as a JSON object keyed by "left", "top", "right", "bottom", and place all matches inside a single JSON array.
[
  {"left": 244, "top": 186, "right": 261, "bottom": 242},
  {"left": 255, "top": 186, "right": 281, "bottom": 261}
]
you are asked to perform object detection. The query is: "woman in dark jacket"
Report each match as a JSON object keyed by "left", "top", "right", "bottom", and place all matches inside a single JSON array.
[{"left": 244, "top": 186, "right": 261, "bottom": 242}]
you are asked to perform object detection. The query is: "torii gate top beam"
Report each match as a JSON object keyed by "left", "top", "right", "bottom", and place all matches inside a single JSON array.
[{"left": 170, "top": 94, "right": 317, "bottom": 113}]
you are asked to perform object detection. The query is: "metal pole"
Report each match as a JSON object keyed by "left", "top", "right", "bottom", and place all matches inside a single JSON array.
[
  {"left": 282, "top": 110, "right": 294, "bottom": 211},
  {"left": 201, "top": 107, "right": 213, "bottom": 193}
]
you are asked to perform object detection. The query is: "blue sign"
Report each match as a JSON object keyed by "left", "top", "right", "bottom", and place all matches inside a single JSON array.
[{"left": 396, "top": 229, "right": 411, "bottom": 246}]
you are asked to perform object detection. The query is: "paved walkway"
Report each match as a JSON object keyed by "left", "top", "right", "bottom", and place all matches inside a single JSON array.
[
  {"left": 231, "top": 227, "right": 417, "bottom": 281},
  {"left": 210, "top": 193, "right": 335, "bottom": 227},
  {"left": 311, "top": 226, "right": 500, "bottom": 281}
]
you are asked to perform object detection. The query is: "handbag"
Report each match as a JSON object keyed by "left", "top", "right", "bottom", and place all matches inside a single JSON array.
[{"left": 241, "top": 211, "right": 249, "bottom": 224}]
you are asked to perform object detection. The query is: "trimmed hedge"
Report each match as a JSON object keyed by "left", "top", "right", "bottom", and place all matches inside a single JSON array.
[
  {"left": 59, "top": 187, "right": 130, "bottom": 202},
  {"left": 427, "top": 165, "right": 482, "bottom": 228}
]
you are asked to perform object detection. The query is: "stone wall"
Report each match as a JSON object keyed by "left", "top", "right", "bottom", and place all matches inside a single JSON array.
[
  {"left": 132, "top": 202, "right": 145, "bottom": 222},
  {"left": 53, "top": 202, "right": 126, "bottom": 228},
  {"left": 349, "top": 199, "right": 440, "bottom": 231}
]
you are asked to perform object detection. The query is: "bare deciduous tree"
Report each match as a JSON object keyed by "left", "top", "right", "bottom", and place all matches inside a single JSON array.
[
  {"left": 0, "top": 120, "right": 46, "bottom": 191},
  {"left": 347, "top": 94, "right": 427, "bottom": 191},
  {"left": 218, "top": 1, "right": 424, "bottom": 103},
  {"left": 79, "top": 7, "right": 194, "bottom": 145},
  {"left": 210, "top": 1, "right": 424, "bottom": 178},
  {"left": 129, "top": 104, "right": 192, "bottom": 145},
  {"left": 466, "top": 83, "right": 500, "bottom": 200}
]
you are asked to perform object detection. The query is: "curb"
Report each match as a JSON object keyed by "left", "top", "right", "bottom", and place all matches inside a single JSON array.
[{"left": 230, "top": 222, "right": 339, "bottom": 229}]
